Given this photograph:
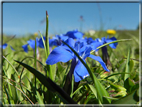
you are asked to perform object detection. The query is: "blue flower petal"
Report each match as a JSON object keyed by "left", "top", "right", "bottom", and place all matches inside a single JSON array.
[
  {"left": 27, "top": 39, "right": 35, "bottom": 49},
  {"left": 65, "top": 30, "right": 84, "bottom": 39},
  {"left": 74, "top": 60, "right": 89, "bottom": 82},
  {"left": 86, "top": 37, "right": 94, "bottom": 44},
  {"left": 89, "top": 54, "right": 110, "bottom": 72},
  {"left": 22, "top": 44, "right": 28, "bottom": 53},
  {"left": 10, "top": 46, "right": 15, "bottom": 51},
  {"left": 46, "top": 46, "right": 74, "bottom": 65},
  {"left": 56, "top": 34, "right": 68, "bottom": 41},
  {"left": 64, "top": 38, "right": 75, "bottom": 47},
  {"left": 106, "top": 37, "right": 118, "bottom": 49},
  {"left": 49, "top": 38, "right": 58, "bottom": 47},
  {"left": 27, "top": 38, "right": 39, "bottom": 49},
  {"left": 38, "top": 36, "right": 45, "bottom": 48},
  {"left": 2, "top": 43, "right": 8, "bottom": 49},
  {"left": 62, "top": 38, "right": 75, "bottom": 52},
  {"left": 90, "top": 41, "right": 102, "bottom": 51}
]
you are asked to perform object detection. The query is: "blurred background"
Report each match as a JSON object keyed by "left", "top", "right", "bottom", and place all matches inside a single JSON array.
[{"left": 2, "top": 2, "right": 140, "bottom": 37}]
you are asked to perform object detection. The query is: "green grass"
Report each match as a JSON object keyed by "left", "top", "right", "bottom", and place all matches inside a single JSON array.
[{"left": 2, "top": 29, "right": 140, "bottom": 106}]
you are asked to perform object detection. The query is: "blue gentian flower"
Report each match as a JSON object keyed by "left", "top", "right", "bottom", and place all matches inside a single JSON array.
[
  {"left": 46, "top": 38, "right": 109, "bottom": 82},
  {"left": 65, "top": 29, "right": 84, "bottom": 39},
  {"left": 22, "top": 37, "right": 42, "bottom": 53},
  {"left": 0, "top": 43, "right": 15, "bottom": 51},
  {"left": 95, "top": 36, "right": 118, "bottom": 67},
  {"left": 22, "top": 44, "right": 28, "bottom": 53},
  {"left": 49, "top": 34, "right": 68, "bottom": 47},
  {"left": 96, "top": 36, "right": 118, "bottom": 49},
  {"left": 0, "top": 43, "right": 8, "bottom": 49},
  {"left": 85, "top": 37, "right": 102, "bottom": 52}
]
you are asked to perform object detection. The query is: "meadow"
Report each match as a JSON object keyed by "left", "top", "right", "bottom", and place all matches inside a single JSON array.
[{"left": 1, "top": 13, "right": 140, "bottom": 106}]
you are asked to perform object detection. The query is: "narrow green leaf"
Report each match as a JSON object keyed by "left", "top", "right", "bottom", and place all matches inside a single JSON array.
[
  {"left": 103, "top": 96, "right": 119, "bottom": 100},
  {"left": 70, "top": 86, "right": 83, "bottom": 97},
  {"left": 70, "top": 74, "right": 74, "bottom": 98},
  {"left": 34, "top": 39, "right": 37, "bottom": 89},
  {"left": 4, "top": 79, "right": 34, "bottom": 105},
  {"left": 62, "top": 41, "right": 111, "bottom": 104},
  {"left": 39, "top": 31, "right": 47, "bottom": 59},
  {"left": 104, "top": 72, "right": 131, "bottom": 80},
  {"left": 91, "top": 39, "right": 132, "bottom": 54},
  {"left": 36, "top": 91, "right": 44, "bottom": 104},
  {"left": 51, "top": 64, "right": 56, "bottom": 81},
  {"left": 126, "top": 33, "right": 139, "bottom": 44},
  {"left": 34, "top": 39, "right": 37, "bottom": 69},
  {"left": 124, "top": 48, "right": 131, "bottom": 81},
  {"left": 45, "top": 11, "right": 51, "bottom": 79},
  {"left": 14, "top": 60, "right": 77, "bottom": 104},
  {"left": 4, "top": 85, "right": 11, "bottom": 104},
  {"left": 88, "top": 84, "right": 97, "bottom": 98},
  {"left": 129, "top": 59, "right": 135, "bottom": 73},
  {"left": 45, "top": 10, "right": 50, "bottom": 56}
]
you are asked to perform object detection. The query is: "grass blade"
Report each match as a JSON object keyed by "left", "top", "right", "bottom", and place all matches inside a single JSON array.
[
  {"left": 3, "top": 56, "right": 19, "bottom": 77},
  {"left": 124, "top": 48, "right": 131, "bottom": 81},
  {"left": 39, "top": 31, "right": 47, "bottom": 59},
  {"left": 14, "top": 60, "right": 77, "bottom": 104},
  {"left": 70, "top": 74, "right": 74, "bottom": 98},
  {"left": 3, "top": 79, "right": 34, "bottom": 105},
  {"left": 45, "top": 11, "right": 52, "bottom": 79}
]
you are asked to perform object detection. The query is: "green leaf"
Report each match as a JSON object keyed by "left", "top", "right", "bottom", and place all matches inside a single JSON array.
[
  {"left": 110, "top": 83, "right": 127, "bottom": 97},
  {"left": 51, "top": 64, "right": 57, "bottom": 81},
  {"left": 129, "top": 59, "right": 135, "bottom": 73},
  {"left": 62, "top": 41, "right": 111, "bottom": 104},
  {"left": 112, "top": 89, "right": 140, "bottom": 104},
  {"left": 70, "top": 74, "right": 74, "bottom": 98},
  {"left": 3, "top": 56, "right": 19, "bottom": 78},
  {"left": 4, "top": 85, "right": 11, "bottom": 104},
  {"left": 104, "top": 72, "right": 130, "bottom": 80},
  {"left": 124, "top": 78, "right": 135, "bottom": 93},
  {"left": 124, "top": 48, "right": 131, "bottom": 81},
  {"left": 14, "top": 60, "right": 77, "bottom": 104},
  {"left": 45, "top": 11, "right": 51, "bottom": 79},
  {"left": 88, "top": 84, "right": 97, "bottom": 98},
  {"left": 39, "top": 31, "right": 47, "bottom": 59},
  {"left": 36, "top": 91, "right": 44, "bottom": 104},
  {"left": 3, "top": 79, "right": 34, "bottom": 105},
  {"left": 70, "top": 86, "right": 83, "bottom": 98}
]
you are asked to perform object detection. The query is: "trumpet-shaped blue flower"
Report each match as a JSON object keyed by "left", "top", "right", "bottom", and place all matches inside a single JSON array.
[
  {"left": 65, "top": 29, "right": 84, "bottom": 39},
  {"left": 96, "top": 36, "right": 118, "bottom": 49},
  {"left": 22, "top": 37, "right": 43, "bottom": 53},
  {"left": 49, "top": 34, "right": 68, "bottom": 47},
  {"left": 0, "top": 43, "right": 15, "bottom": 51},
  {"left": 46, "top": 38, "right": 109, "bottom": 82},
  {"left": 94, "top": 36, "right": 118, "bottom": 67}
]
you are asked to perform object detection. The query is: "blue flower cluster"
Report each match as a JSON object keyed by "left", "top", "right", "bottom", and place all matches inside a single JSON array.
[
  {"left": 45, "top": 30, "right": 118, "bottom": 82},
  {"left": 21, "top": 29, "right": 118, "bottom": 82}
]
